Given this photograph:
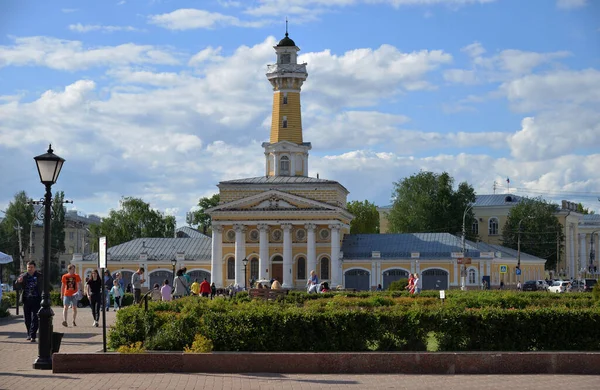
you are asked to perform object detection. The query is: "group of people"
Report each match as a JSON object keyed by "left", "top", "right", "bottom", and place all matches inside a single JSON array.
[
  {"left": 406, "top": 273, "right": 421, "bottom": 294},
  {"left": 148, "top": 267, "right": 217, "bottom": 302}
]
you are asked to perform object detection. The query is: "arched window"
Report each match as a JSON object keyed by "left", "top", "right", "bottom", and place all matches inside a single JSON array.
[
  {"left": 489, "top": 218, "right": 499, "bottom": 235},
  {"left": 320, "top": 257, "right": 330, "bottom": 280},
  {"left": 472, "top": 219, "right": 478, "bottom": 235},
  {"left": 227, "top": 257, "right": 235, "bottom": 280},
  {"left": 250, "top": 258, "right": 258, "bottom": 280},
  {"left": 280, "top": 156, "right": 290, "bottom": 175},
  {"left": 297, "top": 257, "right": 306, "bottom": 280},
  {"left": 468, "top": 268, "right": 476, "bottom": 284},
  {"left": 283, "top": 92, "right": 288, "bottom": 105}
]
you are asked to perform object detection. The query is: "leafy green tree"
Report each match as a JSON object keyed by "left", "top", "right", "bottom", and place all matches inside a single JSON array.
[
  {"left": 576, "top": 203, "right": 595, "bottom": 215},
  {"left": 501, "top": 197, "right": 564, "bottom": 271},
  {"left": 0, "top": 191, "right": 35, "bottom": 273},
  {"left": 89, "top": 197, "right": 176, "bottom": 251},
  {"left": 387, "top": 171, "right": 476, "bottom": 239},
  {"left": 187, "top": 194, "right": 220, "bottom": 235},
  {"left": 49, "top": 191, "right": 66, "bottom": 282},
  {"left": 347, "top": 200, "right": 379, "bottom": 234}
]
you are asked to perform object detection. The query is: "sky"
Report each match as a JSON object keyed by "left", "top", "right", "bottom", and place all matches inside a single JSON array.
[{"left": 1, "top": 0, "right": 599, "bottom": 226}]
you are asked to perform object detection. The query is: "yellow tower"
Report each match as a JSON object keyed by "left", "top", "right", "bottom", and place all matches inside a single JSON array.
[{"left": 262, "top": 28, "right": 311, "bottom": 177}]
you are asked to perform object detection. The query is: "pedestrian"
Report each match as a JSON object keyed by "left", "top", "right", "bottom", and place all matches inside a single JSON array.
[
  {"left": 85, "top": 269, "right": 102, "bottom": 327},
  {"left": 190, "top": 279, "right": 200, "bottom": 296},
  {"left": 307, "top": 270, "right": 319, "bottom": 294},
  {"left": 271, "top": 279, "right": 282, "bottom": 290},
  {"left": 406, "top": 273, "right": 415, "bottom": 294},
  {"left": 61, "top": 264, "right": 82, "bottom": 327},
  {"left": 161, "top": 279, "right": 172, "bottom": 301},
  {"left": 376, "top": 284, "right": 382, "bottom": 291},
  {"left": 182, "top": 267, "right": 191, "bottom": 286},
  {"left": 14, "top": 261, "right": 43, "bottom": 342},
  {"left": 500, "top": 280, "right": 505, "bottom": 290},
  {"left": 103, "top": 270, "right": 113, "bottom": 311},
  {"left": 110, "top": 279, "right": 124, "bottom": 310},
  {"left": 200, "top": 278, "right": 211, "bottom": 297},
  {"left": 114, "top": 271, "right": 125, "bottom": 292},
  {"left": 151, "top": 283, "right": 162, "bottom": 301},
  {"left": 172, "top": 269, "right": 188, "bottom": 299},
  {"left": 413, "top": 273, "right": 421, "bottom": 294},
  {"left": 131, "top": 267, "right": 146, "bottom": 304},
  {"left": 210, "top": 282, "right": 216, "bottom": 300},
  {"left": 517, "top": 281, "right": 522, "bottom": 291}
]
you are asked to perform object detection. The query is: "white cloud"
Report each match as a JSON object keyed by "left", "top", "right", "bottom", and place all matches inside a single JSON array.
[
  {"left": 556, "top": 0, "right": 588, "bottom": 9},
  {"left": 443, "top": 69, "right": 478, "bottom": 84},
  {"left": 61, "top": 8, "right": 77, "bottom": 13},
  {"left": 0, "top": 36, "right": 179, "bottom": 71},
  {"left": 461, "top": 42, "right": 486, "bottom": 57},
  {"left": 68, "top": 24, "right": 141, "bottom": 33},
  {"left": 148, "top": 9, "right": 268, "bottom": 30},
  {"left": 188, "top": 46, "right": 224, "bottom": 66}
]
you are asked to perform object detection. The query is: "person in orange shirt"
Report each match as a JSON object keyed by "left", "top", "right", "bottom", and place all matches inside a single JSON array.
[
  {"left": 61, "top": 264, "right": 82, "bottom": 327},
  {"left": 199, "top": 278, "right": 211, "bottom": 297}
]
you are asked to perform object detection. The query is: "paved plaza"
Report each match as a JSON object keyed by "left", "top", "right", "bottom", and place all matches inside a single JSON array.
[{"left": 1, "top": 307, "right": 600, "bottom": 390}]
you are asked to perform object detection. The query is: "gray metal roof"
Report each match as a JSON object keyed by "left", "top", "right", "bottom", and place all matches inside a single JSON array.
[
  {"left": 175, "top": 226, "right": 208, "bottom": 238},
  {"left": 220, "top": 176, "right": 342, "bottom": 185},
  {"left": 83, "top": 237, "right": 212, "bottom": 263},
  {"left": 474, "top": 194, "right": 522, "bottom": 207},
  {"left": 342, "top": 233, "right": 542, "bottom": 261},
  {"left": 582, "top": 214, "right": 600, "bottom": 223}
]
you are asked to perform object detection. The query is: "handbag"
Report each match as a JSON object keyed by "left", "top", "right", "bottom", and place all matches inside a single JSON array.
[{"left": 73, "top": 290, "right": 83, "bottom": 301}]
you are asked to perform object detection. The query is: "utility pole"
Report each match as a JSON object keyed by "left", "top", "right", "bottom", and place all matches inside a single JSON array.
[
  {"left": 461, "top": 203, "right": 474, "bottom": 291},
  {"left": 556, "top": 231, "right": 560, "bottom": 278}
]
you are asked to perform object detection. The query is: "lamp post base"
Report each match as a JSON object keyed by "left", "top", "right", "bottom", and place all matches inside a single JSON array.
[{"left": 33, "top": 357, "right": 53, "bottom": 370}]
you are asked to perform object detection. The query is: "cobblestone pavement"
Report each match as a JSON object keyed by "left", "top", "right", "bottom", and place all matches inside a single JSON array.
[{"left": 1, "top": 307, "right": 599, "bottom": 390}]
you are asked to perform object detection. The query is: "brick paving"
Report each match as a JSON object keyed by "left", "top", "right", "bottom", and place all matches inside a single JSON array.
[{"left": 1, "top": 307, "right": 600, "bottom": 389}]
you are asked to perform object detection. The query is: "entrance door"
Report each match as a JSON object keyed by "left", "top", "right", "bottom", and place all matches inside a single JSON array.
[
  {"left": 382, "top": 269, "right": 409, "bottom": 289},
  {"left": 421, "top": 269, "right": 449, "bottom": 290},
  {"left": 272, "top": 264, "right": 283, "bottom": 283},
  {"left": 344, "top": 269, "right": 370, "bottom": 291}
]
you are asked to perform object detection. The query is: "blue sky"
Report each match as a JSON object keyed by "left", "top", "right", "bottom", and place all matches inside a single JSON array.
[{"left": 1, "top": 0, "right": 599, "bottom": 224}]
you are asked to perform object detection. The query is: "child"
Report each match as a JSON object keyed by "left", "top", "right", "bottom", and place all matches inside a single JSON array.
[
  {"left": 160, "top": 279, "right": 172, "bottom": 302},
  {"left": 110, "top": 279, "right": 124, "bottom": 310},
  {"left": 151, "top": 283, "right": 162, "bottom": 301}
]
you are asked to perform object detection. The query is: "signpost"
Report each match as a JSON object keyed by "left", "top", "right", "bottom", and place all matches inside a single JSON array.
[
  {"left": 515, "top": 268, "right": 521, "bottom": 276},
  {"left": 499, "top": 265, "right": 508, "bottom": 274},
  {"left": 98, "top": 236, "right": 107, "bottom": 353},
  {"left": 439, "top": 290, "right": 445, "bottom": 304}
]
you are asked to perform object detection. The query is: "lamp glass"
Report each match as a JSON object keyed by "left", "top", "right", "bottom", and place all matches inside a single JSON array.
[
  {"left": 171, "top": 259, "right": 177, "bottom": 266},
  {"left": 242, "top": 257, "right": 248, "bottom": 266},
  {"left": 34, "top": 145, "right": 65, "bottom": 184}
]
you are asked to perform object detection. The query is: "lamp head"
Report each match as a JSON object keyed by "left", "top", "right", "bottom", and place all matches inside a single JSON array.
[
  {"left": 34, "top": 144, "right": 65, "bottom": 185},
  {"left": 171, "top": 259, "right": 177, "bottom": 267},
  {"left": 242, "top": 257, "right": 248, "bottom": 266}
]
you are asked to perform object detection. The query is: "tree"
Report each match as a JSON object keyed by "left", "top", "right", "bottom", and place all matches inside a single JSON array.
[
  {"left": 0, "top": 191, "right": 35, "bottom": 273},
  {"left": 347, "top": 200, "right": 379, "bottom": 234},
  {"left": 50, "top": 191, "right": 66, "bottom": 283},
  {"left": 187, "top": 194, "right": 220, "bottom": 235},
  {"left": 89, "top": 197, "right": 176, "bottom": 251},
  {"left": 577, "top": 203, "right": 595, "bottom": 215},
  {"left": 501, "top": 197, "right": 564, "bottom": 271},
  {"left": 387, "top": 171, "right": 477, "bottom": 239}
]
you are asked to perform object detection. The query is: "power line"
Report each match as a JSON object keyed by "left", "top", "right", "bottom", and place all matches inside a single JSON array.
[{"left": 513, "top": 187, "right": 600, "bottom": 198}]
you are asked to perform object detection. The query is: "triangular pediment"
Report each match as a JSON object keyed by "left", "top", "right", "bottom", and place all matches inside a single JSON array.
[{"left": 207, "top": 190, "right": 340, "bottom": 213}]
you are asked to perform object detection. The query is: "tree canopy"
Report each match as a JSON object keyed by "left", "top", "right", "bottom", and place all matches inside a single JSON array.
[
  {"left": 89, "top": 197, "right": 176, "bottom": 250},
  {"left": 387, "top": 171, "right": 477, "bottom": 239},
  {"left": 187, "top": 194, "right": 220, "bottom": 235},
  {"left": 0, "top": 191, "right": 35, "bottom": 273},
  {"left": 347, "top": 200, "right": 379, "bottom": 234},
  {"left": 501, "top": 197, "right": 564, "bottom": 271}
]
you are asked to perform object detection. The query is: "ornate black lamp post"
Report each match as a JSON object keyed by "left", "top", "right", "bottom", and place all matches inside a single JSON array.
[
  {"left": 171, "top": 258, "right": 177, "bottom": 286},
  {"left": 33, "top": 144, "right": 65, "bottom": 370},
  {"left": 242, "top": 257, "right": 248, "bottom": 290}
]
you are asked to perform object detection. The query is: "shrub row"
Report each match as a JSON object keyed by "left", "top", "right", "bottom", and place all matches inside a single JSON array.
[{"left": 108, "top": 295, "right": 600, "bottom": 352}]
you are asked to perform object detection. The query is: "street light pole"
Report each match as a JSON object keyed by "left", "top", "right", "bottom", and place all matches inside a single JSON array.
[
  {"left": 171, "top": 258, "right": 177, "bottom": 286},
  {"left": 591, "top": 231, "right": 599, "bottom": 276},
  {"left": 242, "top": 257, "right": 248, "bottom": 290},
  {"left": 461, "top": 204, "right": 474, "bottom": 291},
  {"left": 33, "top": 144, "right": 65, "bottom": 370}
]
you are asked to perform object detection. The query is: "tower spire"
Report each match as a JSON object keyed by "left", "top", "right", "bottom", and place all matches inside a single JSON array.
[{"left": 285, "top": 17, "right": 288, "bottom": 37}]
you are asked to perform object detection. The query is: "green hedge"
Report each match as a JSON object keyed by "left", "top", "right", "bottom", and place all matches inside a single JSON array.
[{"left": 108, "top": 292, "right": 600, "bottom": 352}]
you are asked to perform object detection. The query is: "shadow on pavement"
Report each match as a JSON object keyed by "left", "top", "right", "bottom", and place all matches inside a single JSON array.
[
  {"left": 0, "top": 372, "right": 77, "bottom": 380},
  {"left": 228, "top": 373, "right": 360, "bottom": 384}
]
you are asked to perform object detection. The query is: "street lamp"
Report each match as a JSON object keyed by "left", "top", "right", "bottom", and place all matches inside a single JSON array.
[
  {"left": 171, "top": 258, "right": 177, "bottom": 286},
  {"left": 242, "top": 257, "right": 248, "bottom": 290},
  {"left": 33, "top": 144, "right": 65, "bottom": 370},
  {"left": 461, "top": 203, "right": 474, "bottom": 291},
  {"left": 591, "top": 230, "right": 599, "bottom": 275}
]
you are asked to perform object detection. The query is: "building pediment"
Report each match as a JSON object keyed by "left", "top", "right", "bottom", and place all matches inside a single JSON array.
[{"left": 207, "top": 189, "right": 347, "bottom": 215}]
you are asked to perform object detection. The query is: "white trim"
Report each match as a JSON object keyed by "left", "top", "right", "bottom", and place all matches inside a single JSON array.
[
  {"left": 381, "top": 267, "right": 411, "bottom": 276},
  {"left": 343, "top": 266, "right": 371, "bottom": 274}
]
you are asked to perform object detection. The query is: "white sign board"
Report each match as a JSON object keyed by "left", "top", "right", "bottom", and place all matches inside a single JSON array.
[
  {"left": 176, "top": 252, "right": 185, "bottom": 262},
  {"left": 139, "top": 253, "right": 148, "bottom": 261},
  {"left": 411, "top": 252, "right": 420, "bottom": 258},
  {"left": 439, "top": 290, "right": 445, "bottom": 299},
  {"left": 98, "top": 236, "right": 107, "bottom": 269}
]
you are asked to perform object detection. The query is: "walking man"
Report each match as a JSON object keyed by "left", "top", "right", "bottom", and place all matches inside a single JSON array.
[
  {"left": 103, "top": 270, "right": 113, "bottom": 311},
  {"left": 14, "top": 261, "right": 43, "bottom": 342},
  {"left": 61, "top": 264, "right": 82, "bottom": 327},
  {"left": 132, "top": 267, "right": 146, "bottom": 304}
]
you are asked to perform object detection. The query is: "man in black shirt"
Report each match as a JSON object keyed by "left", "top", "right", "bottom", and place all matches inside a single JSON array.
[{"left": 14, "top": 261, "right": 43, "bottom": 342}]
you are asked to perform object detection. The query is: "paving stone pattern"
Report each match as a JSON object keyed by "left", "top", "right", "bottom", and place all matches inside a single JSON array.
[{"left": 1, "top": 307, "right": 600, "bottom": 389}]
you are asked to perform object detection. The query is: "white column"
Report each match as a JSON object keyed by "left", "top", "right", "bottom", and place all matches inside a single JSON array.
[
  {"left": 303, "top": 154, "right": 308, "bottom": 176},
  {"left": 290, "top": 153, "right": 296, "bottom": 176},
  {"left": 410, "top": 259, "right": 415, "bottom": 274},
  {"left": 329, "top": 224, "right": 341, "bottom": 287},
  {"left": 258, "top": 223, "right": 269, "bottom": 280},
  {"left": 580, "top": 233, "right": 586, "bottom": 275},
  {"left": 479, "top": 260, "right": 484, "bottom": 285},
  {"left": 210, "top": 225, "right": 223, "bottom": 287},
  {"left": 264, "top": 153, "right": 269, "bottom": 176},
  {"left": 282, "top": 223, "right": 293, "bottom": 288},
  {"left": 371, "top": 262, "right": 376, "bottom": 289},
  {"left": 305, "top": 223, "right": 317, "bottom": 276},
  {"left": 453, "top": 259, "right": 458, "bottom": 286},
  {"left": 274, "top": 154, "right": 280, "bottom": 176},
  {"left": 234, "top": 224, "right": 246, "bottom": 287},
  {"left": 569, "top": 225, "right": 576, "bottom": 279}
]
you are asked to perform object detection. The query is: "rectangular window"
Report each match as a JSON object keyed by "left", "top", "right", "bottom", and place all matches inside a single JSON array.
[
  {"left": 69, "top": 232, "right": 75, "bottom": 240},
  {"left": 227, "top": 258, "right": 235, "bottom": 280},
  {"left": 282, "top": 116, "right": 288, "bottom": 128},
  {"left": 283, "top": 93, "right": 288, "bottom": 105}
]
